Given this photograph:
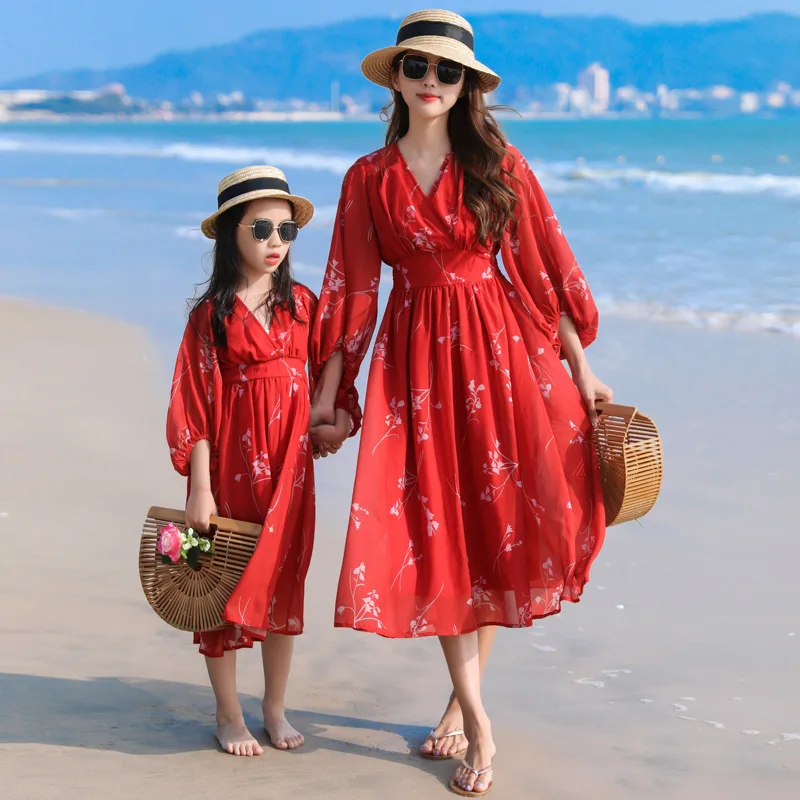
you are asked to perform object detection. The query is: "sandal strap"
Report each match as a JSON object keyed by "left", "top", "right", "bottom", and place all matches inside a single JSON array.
[
  {"left": 461, "top": 759, "right": 493, "bottom": 776},
  {"left": 430, "top": 729, "right": 465, "bottom": 741}
]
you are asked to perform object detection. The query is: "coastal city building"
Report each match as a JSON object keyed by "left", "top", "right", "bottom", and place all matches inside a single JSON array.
[{"left": 1, "top": 67, "right": 799, "bottom": 120}]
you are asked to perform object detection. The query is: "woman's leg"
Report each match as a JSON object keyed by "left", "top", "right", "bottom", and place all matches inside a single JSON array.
[
  {"left": 206, "top": 648, "right": 263, "bottom": 756},
  {"left": 261, "top": 633, "right": 304, "bottom": 749},
  {"left": 439, "top": 633, "right": 496, "bottom": 794},
  {"left": 420, "top": 625, "right": 498, "bottom": 757}
]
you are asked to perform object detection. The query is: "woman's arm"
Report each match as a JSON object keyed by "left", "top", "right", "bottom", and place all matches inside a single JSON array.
[{"left": 558, "top": 315, "right": 613, "bottom": 426}]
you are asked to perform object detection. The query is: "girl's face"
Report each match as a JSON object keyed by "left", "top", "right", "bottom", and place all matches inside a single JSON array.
[
  {"left": 391, "top": 50, "right": 464, "bottom": 121},
  {"left": 235, "top": 197, "right": 294, "bottom": 280}
]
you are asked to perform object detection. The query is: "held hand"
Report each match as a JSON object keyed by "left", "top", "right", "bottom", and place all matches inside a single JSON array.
[
  {"left": 185, "top": 487, "right": 217, "bottom": 533},
  {"left": 572, "top": 367, "right": 613, "bottom": 427},
  {"left": 311, "top": 409, "right": 352, "bottom": 459},
  {"left": 311, "top": 426, "right": 342, "bottom": 459}
]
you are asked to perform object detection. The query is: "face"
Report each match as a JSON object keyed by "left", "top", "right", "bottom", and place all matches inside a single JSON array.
[
  {"left": 234, "top": 197, "right": 294, "bottom": 280},
  {"left": 391, "top": 49, "right": 465, "bottom": 121}
]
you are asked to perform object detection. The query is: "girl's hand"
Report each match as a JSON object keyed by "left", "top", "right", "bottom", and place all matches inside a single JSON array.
[
  {"left": 572, "top": 366, "right": 613, "bottom": 427},
  {"left": 310, "top": 403, "right": 336, "bottom": 429},
  {"left": 311, "top": 409, "right": 352, "bottom": 459},
  {"left": 186, "top": 487, "right": 217, "bottom": 533}
]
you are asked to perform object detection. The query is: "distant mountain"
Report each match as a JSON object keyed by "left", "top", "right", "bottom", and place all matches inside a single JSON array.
[{"left": 3, "top": 12, "right": 799, "bottom": 105}]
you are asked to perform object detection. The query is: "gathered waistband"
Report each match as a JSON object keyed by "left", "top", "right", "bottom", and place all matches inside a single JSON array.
[
  {"left": 392, "top": 250, "right": 497, "bottom": 289},
  {"left": 220, "top": 357, "right": 306, "bottom": 385}
]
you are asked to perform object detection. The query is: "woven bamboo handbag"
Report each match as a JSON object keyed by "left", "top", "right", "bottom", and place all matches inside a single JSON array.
[
  {"left": 139, "top": 506, "right": 261, "bottom": 631},
  {"left": 593, "top": 402, "right": 663, "bottom": 526}
]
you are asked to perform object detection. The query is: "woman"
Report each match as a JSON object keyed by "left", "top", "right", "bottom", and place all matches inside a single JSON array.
[{"left": 310, "top": 10, "right": 612, "bottom": 795}]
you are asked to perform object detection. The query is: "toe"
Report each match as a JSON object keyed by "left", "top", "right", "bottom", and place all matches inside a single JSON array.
[
  {"left": 442, "top": 735, "right": 459, "bottom": 757},
  {"left": 420, "top": 734, "right": 436, "bottom": 756}
]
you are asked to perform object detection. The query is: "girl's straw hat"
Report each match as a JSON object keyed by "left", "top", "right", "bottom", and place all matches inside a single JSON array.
[
  {"left": 200, "top": 165, "right": 314, "bottom": 239},
  {"left": 361, "top": 9, "right": 501, "bottom": 94}
]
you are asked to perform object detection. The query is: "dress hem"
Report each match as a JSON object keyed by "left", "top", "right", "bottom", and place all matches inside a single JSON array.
[{"left": 332, "top": 594, "right": 584, "bottom": 639}]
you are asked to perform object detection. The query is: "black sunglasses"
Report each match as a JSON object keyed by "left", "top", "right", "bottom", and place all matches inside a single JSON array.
[
  {"left": 239, "top": 219, "right": 299, "bottom": 243},
  {"left": 400, "top": 54, "right": 464, "bottom": 86}
]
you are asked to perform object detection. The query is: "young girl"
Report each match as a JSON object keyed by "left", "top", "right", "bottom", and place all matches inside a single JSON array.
[
  {"left": 167, "top": 165, "right": 323, "bottom": 756},
  {"left": 311, "top": 10, "right": 613, "bottom": 796}
]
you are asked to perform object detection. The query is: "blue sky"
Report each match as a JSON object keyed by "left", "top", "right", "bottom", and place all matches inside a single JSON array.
[{"left": 1, "top": 0, "right": 798, "bottom": 83}]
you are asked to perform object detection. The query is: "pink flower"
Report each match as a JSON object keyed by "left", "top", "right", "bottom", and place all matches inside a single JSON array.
[{"left": 157, "top": 523, "right": 183, "bottom": 563}]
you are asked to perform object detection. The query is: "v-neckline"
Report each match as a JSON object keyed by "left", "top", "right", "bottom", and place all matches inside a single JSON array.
[
  {"left": 394, "top": 141, "right": 452, "bottom": 199},
  {"left": 236, "top": 294, "right": 273, "bottom": 338}
]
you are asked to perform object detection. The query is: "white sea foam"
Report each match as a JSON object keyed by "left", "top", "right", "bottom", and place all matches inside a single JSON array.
[
  {"left": 5, "top": 133, "right": 798, "bottom": 198},
  {"left": 43, "top": 207, "right": 112, "bottom": 221},
  {"left": 0, "top": 136, "right": 354, "bottom": 175},
  {"left": 174, "top": 225, "right": 205, "bottom": 240},
  {"left": 568, "top": 166, "right": 800, "bottom": 198},
  {"left": 596, "top": 298, "right": 800, "bottom": 338}
]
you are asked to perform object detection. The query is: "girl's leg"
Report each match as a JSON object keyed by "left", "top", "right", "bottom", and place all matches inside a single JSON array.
[
  {"left": 206, "top": 649, "right": 263, "bottom": 756},
  {"left": 439, "top": 633, "right": 496, "bottom": 794},
  {"left": 420, "top": 625, "right": 498, "bottom": 757},
  {"left": 261, "top": 633, "right": 304, "bottom": 750}
]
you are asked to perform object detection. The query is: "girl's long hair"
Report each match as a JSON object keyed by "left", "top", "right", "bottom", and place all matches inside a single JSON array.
[
  {"left": 383, "top": 57, "right": 519, "bottom": 246},
  {"left": 189, "top": 202, "right": 301, "bottom": 348}
]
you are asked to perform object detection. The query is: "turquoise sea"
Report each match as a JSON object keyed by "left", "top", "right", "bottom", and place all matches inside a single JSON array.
[{"left": 1, "top": 117, "right": 798, "bottom": 356}]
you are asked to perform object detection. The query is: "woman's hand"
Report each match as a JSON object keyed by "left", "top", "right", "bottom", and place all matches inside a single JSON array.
[
  {"left": 572, "top": 366, "right": 613, "bottom": 427},
  {"left": 185, "top": 487, "right": 217, "bottom": 533}
]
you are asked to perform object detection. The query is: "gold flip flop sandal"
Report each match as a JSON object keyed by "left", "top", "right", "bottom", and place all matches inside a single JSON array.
[
  {"left": 449, "top": 759, "right": 493, "bottom": 797},
  {"left": 420, "top": 729, "right": 468, "bottom": 761}
]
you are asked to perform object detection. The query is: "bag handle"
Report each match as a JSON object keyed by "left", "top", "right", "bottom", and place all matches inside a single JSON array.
[{"left": 147, "top": 506, "right": 262, "bottom": 536}]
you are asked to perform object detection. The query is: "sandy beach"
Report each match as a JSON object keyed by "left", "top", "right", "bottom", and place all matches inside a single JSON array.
[{"left": 1, "top": 296, "right": 798, "bottom": 799}]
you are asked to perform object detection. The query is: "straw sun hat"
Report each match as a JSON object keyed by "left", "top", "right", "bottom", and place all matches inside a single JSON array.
[
  {"left": 200, "top": 165, "right": 314, "bottom": 239},
  {"left": 361, "top": 9, "right": 501, "bottom": 94}
]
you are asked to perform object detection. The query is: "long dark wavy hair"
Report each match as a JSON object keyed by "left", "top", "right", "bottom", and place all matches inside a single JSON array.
[
  {"left": 383, "top": 56, "right": 520, "bottom": 246},
  {"left": 189, "top": 201, "right": 302, "bottom": 348}
]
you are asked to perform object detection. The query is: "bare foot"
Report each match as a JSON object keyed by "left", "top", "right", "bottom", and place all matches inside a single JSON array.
[
  {"left": 419, "top": 692, "right": 468, "bottom": 758},
  {"left": 215, "top": 718, "right": 263, "bottom": 756},
  {"left": 264, "top": 706, "right": 304, "bottom": 750},
  {"left": 452, "top": 717, "right": 495, "bottom": 795}
]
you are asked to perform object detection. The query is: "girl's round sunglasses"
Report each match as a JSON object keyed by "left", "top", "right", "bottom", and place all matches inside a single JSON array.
[
  {"left": 239, "top": 219, "right": 299, "bottom": 242},
  {"left": 400, "top": 54, "right": 464, "bottom": 86}
]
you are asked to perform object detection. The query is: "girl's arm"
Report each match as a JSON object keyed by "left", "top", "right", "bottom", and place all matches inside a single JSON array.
[
  {"left": 185, "top": 440, "right": 217, "bottom": 532},
  {"left": 167, "top": 302, "right": 222, "bottom": 526}
]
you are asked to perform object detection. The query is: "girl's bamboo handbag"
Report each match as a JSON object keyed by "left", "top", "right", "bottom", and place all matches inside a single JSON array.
[
  {"left": 139, "top": 506, "right": 261, "bottom": 631},
  {"left": 594, "top": 402, "right": 663, "bottom": 526}
]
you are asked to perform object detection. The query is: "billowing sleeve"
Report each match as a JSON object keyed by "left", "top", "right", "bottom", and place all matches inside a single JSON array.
[
  {"left": 166, "top": 302, "right": 221, "bottom": 476},
  {"left": 311, "top": 160, "right": 382, "bottom": 436},
  {"left": 499, "top": 145, "right": 599, "bottom": 355}
]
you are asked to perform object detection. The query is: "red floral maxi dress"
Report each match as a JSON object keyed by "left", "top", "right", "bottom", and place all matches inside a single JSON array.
[
  {"left": 167, "top": 285, "right": 317, "bottom": 657},
  {"left": 311, "top": 143, "right": 605, "bottom": 638}
]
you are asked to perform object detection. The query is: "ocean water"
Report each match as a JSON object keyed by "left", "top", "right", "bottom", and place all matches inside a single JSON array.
[{"left": 0, "top": 117, "right": 798, "bottom": 357}]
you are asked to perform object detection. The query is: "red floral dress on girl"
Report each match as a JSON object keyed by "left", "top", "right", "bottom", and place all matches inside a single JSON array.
[
  {"left": 168, "top": 284, "right": 317, "bottom": 657},
  {"left": 312, "top": 142, "right": 605, "bottom": 638}
]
